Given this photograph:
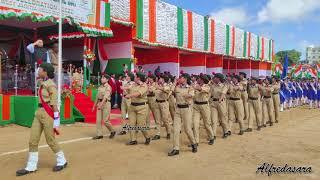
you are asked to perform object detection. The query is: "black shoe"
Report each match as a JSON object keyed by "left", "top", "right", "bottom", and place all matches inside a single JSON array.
[
  {"left": 263, "top": 124, "right": 267, "bottom": 128},
  {"left": 109, "top": 131, "right": 116, "bottom": 139},
  {"left": 275, "top": 120, "right": 279, "bottom": 123},
  {"left": 223, "top": 133, "right": 228, "bottom": 138},
  {"left": 92, "top": 136, "right": 103, "bottom": 140},
  {"left": 188, "top": 143, "right": 198, "bottom": 147},
  {"left": 191, "top": 144, "right": 198, "bottom": 153},
  {"left": 118, "top": 131, "right": 127, "bottom": 135},
  {"left": 270, "top": 122, "right": 273, "bottom": 126},
  {"left": 168, "top": 150, "right": 179, "bottom": 156},
  {"left": 16, "top": 169, "right": 36, "bottom": 176},
  {"left": 166, "top": 134, "right": 171, "bottom": 140},
  {"left": 208, "top": 138, "right": 215, "bottom": 145},
  {"left": 239, "top": 130, "right": 244, "bottom": 135},
  {"left": 145, "top": 138, "right": 151, "bottom": 145},
  {"left": 245, "top": 128, "right": 253, "bottom": 132},
  {"left": 227, "top": 131, "right": 231, "bottom": 136},
  {"left": 126, "top": 141, "right": 138, "bottom": 145},
  {"left": 257, "top": 126, "right": 261, "bottom": 131},
  {"left": 152, "top": 135, "right": 161, "bottom": 140},
  {"left": 53, "top": 162, "right": 68, "bottom": 172}
]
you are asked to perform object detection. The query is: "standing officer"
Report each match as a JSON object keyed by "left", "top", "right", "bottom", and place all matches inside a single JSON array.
[
  {"left": 228, "top": 75, "right": 245, "bottom": 135},
  {"left": 192, "top": 74, "right": 215, "bottom": 145},
  {"left": 16, "top": 63, "right": 67, "bottom": 176},
  {"left": 146, "top": 75, "right": 158, "bottom": 128},
  {"left": 210, "top": 73, "right": 230, "bottom": 138},
  {"left": 239, "top": 72, "right": 249, "bottom": 123},
  {"left": 271, "top": 76, "right": 281, "bottom": 123},
  {"left": 261, "top": 77, "right": 275, "bottom": 127},
  {"left": 92, "top": 74, "right": 116, "bottom": 140},
  {"left": 246, "top": 77, "right": 263, "bottom": 132},
  {"left": 125, "top": 72, "right": 151, "bottom": 145},
  {"left": 168, "top": 73, "right": 197, "bottom": 156},
  {"left": 153, "top": 75, "right": 171, "bottom": 140}
]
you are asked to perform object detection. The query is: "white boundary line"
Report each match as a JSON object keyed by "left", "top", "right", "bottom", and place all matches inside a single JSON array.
[{"left": 0, "top": 137, "right": 92, "bottom": 157}]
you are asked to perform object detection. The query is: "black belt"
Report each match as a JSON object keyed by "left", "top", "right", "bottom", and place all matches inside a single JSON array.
[
  {"left": 249, "top": 97, "right": 258, "bottom": 100},
  {"left": 156, "top": 99, "right": 166, "bottom": 103},
  {"left": 98, "top": 99, "right": 111, "bottom": 102},
  {"left": 211, "top": 97, "right": 219, "bottom": 101},
  {"left": 177, "top": 104, "right": 189, "bottom": 108},
  {"left": 147, "top": 95, "right": 155, "bottom": 97},
  {"left": 131, "top": 102, "right": 147, "bottom": 106},
  {"left": 273, "top": 92, "right": 279, "bottom": 95},
  {"left": 194, "top": 101, "right": 208, "bottom": 105},
  {"left": 263, "top": 96, "right": 271, "bottom": 99},
  {"left": 229, "top": 98, "right": 240, "bottom": 101}
]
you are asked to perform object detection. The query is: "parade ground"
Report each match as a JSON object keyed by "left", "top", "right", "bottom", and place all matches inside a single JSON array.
[{"left": 0, "top": 107, "right": 319, "bottom": 180}]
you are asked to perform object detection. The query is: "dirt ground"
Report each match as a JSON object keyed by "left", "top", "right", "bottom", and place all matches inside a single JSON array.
[{"left": 0, "top": 107, "right": 319, "bottom": 180}]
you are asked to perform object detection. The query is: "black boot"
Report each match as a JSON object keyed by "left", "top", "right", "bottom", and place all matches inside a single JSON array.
[
  {"left": 53, "top": 162, "right": 68, "bottom": 172},
  {"left": 245, "top": 128, "right": 253, "bottom": 132},
  {"left": 275, "top": 120, "right": 279, "bottom": 123},
  {"left": 118, "top": 131, "right": 127, "bottom": 135},
  {"left": 257, "top": 126, "right": 262, "bottom": 131},
  {"left": 270, "top": 122, "right": 273, "bottom": 126},
  {"left": 126, "top": 141, "right": 138, "bottom": 145},
  {"left": 208, "top": 138, "right": 215, "bottom": 145},
  {"left": 239, "top": 130, "right": 244, "bottom": 135},
  {"left": 168, "top": 149, "right": 179, "bottom": 156},
  {"left": 263, "top": 124, "right": 267, "bottom": 128},
  {"left": 109, "top": 131, "right": 116, "bottom": 139},
  {"left": 223, "top": 133, "right": 228, "bottom": 138},
  {"left": 16, "top": 169, "right": 36, "bottom": 176},
  {"left": 188, "top": 143, "right": 198, "bottom": 147},
  {"left": 227, "top": 131, "right": 232, "bottom": 136},
  {"left": 92, "top": 136, "right": 103, "bottom": 140},
  {"left": 145, "top": 138, "right": 151, "bottom": 145},
  {"left": 166, "top": 134, "right": 171, "bottom": 140},
  {"left": 152, "top": 135, "right": 161, "bottom": 140},
  {"left": 191, "top": 144, "right": 198, "bottom": 153}
]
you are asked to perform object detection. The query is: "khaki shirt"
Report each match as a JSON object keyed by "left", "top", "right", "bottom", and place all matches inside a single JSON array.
[
  {"left": 194, "top": 84, "right": 211, "bottom": 102},
  {"left": 272, "top": 82, "right": 280, "bottom": 93},
  {"left": 96, "top": 83, "right": 112, "bottom": 103},
  {"left": 155, "top": 83, "right": 171, "bottom": 101},
  {"left": 122, "top": 81, "right": 133, "bottom": 96},
  {"left": 240, "top": 79, "right": 248, "bottom": 91},
  {"left": 147, "top": 82, "right": 157, "bottom": 96},
  {"left": 129, "top": 82, "right": 148, "bottom": 103},
  {"left": 175, "top": 84, "right": 194, "bottom": 105},
  {"left": 39, "top": 79, "right": 57, "bottom": 106},
  {"left": 229, "top": 83, "right": 243, "bottom": 99},
  {"left": 248, "top": 84, "right": 262, "bottom": 99},
  {"left": 210, "top": 83, "right": 228, "bottom": 99},
  {"left": 261, "top": 84, "right": 274, "bottom": 97}
]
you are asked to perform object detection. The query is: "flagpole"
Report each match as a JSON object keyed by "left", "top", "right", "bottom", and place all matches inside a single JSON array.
[{"left": 57, "top": 0, "right": 63, "bottom": 110}]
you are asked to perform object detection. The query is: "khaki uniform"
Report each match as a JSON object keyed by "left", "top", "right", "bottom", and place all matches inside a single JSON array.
[
  {"left": 168, "top": 83, "right": 176, "bottom": 122},
  {"left": 72, "top": 72, "right": 82, "bottom": 92},
  {"left": 120, "top": 81, "right": 132, "bottom": 119},
  {"left": 146, "top": 82, "right": 157, "bottom": 127},
  {"left": 248, "top": 84, "right": 262, "bottom": 129},
  {"left": 48, "top": 49, "right": 58, "bottom": 72},
  {"left": 193, "top": 84, "right": 214, "bottom": 144},
  {"left": 209, "top": 82, "right": 229, "bottom": 136},
  {"left": 95, "top": 83, "right": 114, "bottom": 136},
  {"left": 261, "top": 84, "right": 275, "bottom": 125},
  {"left": 29, "top": 79, "right": 61, "bottom": 153},
  {"left": 153, "top": 83, "right": 171, "bottom": 136},
  {"left": 272, "top": 82, "right": 280, "bottom": 122},
  {"left": 240, "top": 79, "right": 249, "bottom": 121},
  {"left": 228, "top": 83, "right": 245, "bottom": 132},
  {"left": 128, "top": 82, "right": 150, "bottom": 141},
  {"left": 172, "top": 84, "right": 196, "bottom": 150}
]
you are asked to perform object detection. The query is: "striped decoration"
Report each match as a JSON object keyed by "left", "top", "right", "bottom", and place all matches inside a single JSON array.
[
  {"left": 209, "top": 19, "right": 215, "bottom": 52},
  {"left": 187, "top": 11, "right": 193, "bottom": 49},
  {"left": 95, "top": 0, "right": 111, "bottom": 28},
  {"left": 204, "top": 16, "right": 209, "bottom": 51}
]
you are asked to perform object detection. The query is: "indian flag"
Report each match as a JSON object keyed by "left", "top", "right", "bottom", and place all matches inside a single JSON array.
[
  {"left": 95, "top": 0, "right": 111, "bottom": 27},
  {"left": 307, "top": 67, "right": 317, "bottom": 78},
  {"left": 274, "top": 63, "right": 283, "bottom": 78},
  {"left": 293, "top": 64, "right": 302, "bottom": 78}
]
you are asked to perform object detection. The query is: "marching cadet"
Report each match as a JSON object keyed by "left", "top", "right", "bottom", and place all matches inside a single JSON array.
[
  {"left": 92, "top": 74, "right": 116, "bottom": 140},
  {"left": 146, "top": 75, "right": 158, "bottom": 128},
  {"left": 239, "top": 72, "right": 249, "bottom": 123},
  {"left": 168, "top": 73, "right": 197, "bottom": 156},
  {"left": 210, "top": 73, "right": 230, "bottom": 138},
  {"left": 228, "top": 75, "right": 245, "bottom": 135},
  {"left": 118, "top": 73, "right": 134, "bottom": 135},
  {"left": 125, "top": 72, "right": 151, "bottom": 145},
  {"left": 192, "top": 74, "right": 215, "bottom": 145},
  {"left": 16, "top": 63, "right": 67, "bottom": 176},
  {"left": 153, "top": 75, "right": 171, "bottom": 140},
  {"left": 271, "top": 76, "right": 281, "bottom": 123},
  {"left": 246, "top": 77, "right": 263, "bottom": 132},
  {"left": 168, "top": 75, "right": 176, "bottom": 123},
  {"left": 261, "top": 77, "right": 275, "bottom": 127}
]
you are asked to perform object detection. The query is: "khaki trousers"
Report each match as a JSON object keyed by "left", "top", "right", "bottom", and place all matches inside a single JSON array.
[
  {"left": 262, "top": 98, "right": 275, "bottom": 125},
  {"left": 272, "top": 94, "right": 280, "bottom": 122},
  {"left": 29, "top": 108, "right": 61, "bottom": 153},
  {"left": 210, "top": 101, "right": 229, "bottom": 136},
  {"left": 121, "top": 98, "right": 131, "bottom": 119},
  {"left": 172, "top": 106, "right": 196, "bottom": 150},
  {"left": 168, "top": 95, "right": 176, "bottom": 122},
  {"left": 228, "top": 99, "right": 245, "bottom": 131},
  {"left": 153, "top": 101, "right": 171, "bottom": 135},
  {"left": 96, "top": 102, "right": 114, "bottom": 136},
  {"left": 146, "top": 97, "right": 157, "bottom": 127},
  {"left": 248, "top": 99, "right": 262, "bottom": 129},
  {"left": 241, "top": 91, "right": 249, "bottom": 121},
  {"left": 193, "top": 103, "right": 214, "bottom": 143},
  {"left": 128, "top": 104, "right": 150, "bottom": 141}
]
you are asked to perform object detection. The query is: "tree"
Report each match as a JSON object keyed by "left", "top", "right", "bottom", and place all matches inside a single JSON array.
[{"left": 275, "top": 50, "right": 301, "bottom": 66}]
